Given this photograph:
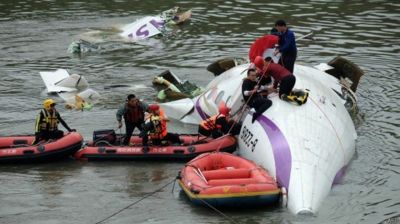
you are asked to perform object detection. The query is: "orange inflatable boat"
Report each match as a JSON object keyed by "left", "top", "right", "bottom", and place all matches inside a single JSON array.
[
  {"left": 178, "top": 152, "right": 281, "bottom": 207},
  {"left": 0, "top": 132, "right": 83, "bottom": 163},
  {"left": 74, "top": 131, "right": 237, "bottom": 161}
]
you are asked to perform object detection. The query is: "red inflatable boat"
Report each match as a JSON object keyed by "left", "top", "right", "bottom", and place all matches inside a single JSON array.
[
  {"left": 178, "top": 152, "right": 281, "bottom": 207},
  {"left": 0, "top": 132, "right": 83, "bottom": 163},
  {"left": 74, "top": 133, "right": 237, "bottom": 161}
]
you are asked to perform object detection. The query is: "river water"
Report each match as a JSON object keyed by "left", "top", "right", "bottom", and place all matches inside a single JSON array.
[{"left": 0, "top": 0, "right": 399, "bottom": 223}]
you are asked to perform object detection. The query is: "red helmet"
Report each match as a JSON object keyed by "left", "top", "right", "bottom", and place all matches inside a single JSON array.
[
  {"left": 218, "top": 103, "right": 231, "bottom": 116},
  {"left": 148, "top": 104, "right": 160, "bottom": 111},
  {"left": 254, "top": 56, "right": 265, "bottom": 70}
]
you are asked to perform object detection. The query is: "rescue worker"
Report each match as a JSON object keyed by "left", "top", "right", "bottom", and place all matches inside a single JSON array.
[
  {"left": 34, "top": 99, "right": 75, "bottom": 144},
  {"left": 116, "top": 94, "right": 148, "bottom": 146},
  {"left": 242, "top": 68, "right": 273, "bottom": 123},
  {"left": 254, "top": 56, "right": 296, "bottom": 100},
  {"left": 198, "top": 103, "right": 233, "bottom": 139},
  {"left": 140, "top": 104, "right": 181, "bottom": 150},
  {"left": 274, "top": 19, "right": 297, "bottom": 73}
]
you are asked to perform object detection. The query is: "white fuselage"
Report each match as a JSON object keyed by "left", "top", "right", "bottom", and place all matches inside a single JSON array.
[
  {"left": 161, "top": 63, "right": 357, "bottom": 214},
  {"left": 120, "top": 16, "right": 164, "bottom": 41}
]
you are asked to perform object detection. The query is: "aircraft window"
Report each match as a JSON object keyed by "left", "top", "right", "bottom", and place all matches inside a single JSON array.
[
  {"left": 226, "top": 96, "right": 231, "bottom": 104},
  {"left": 215, "top": 91, "right": 224, "bottom": 104},
  {"left": 206, "top": 90, "right": 213, "bottom": 100}
]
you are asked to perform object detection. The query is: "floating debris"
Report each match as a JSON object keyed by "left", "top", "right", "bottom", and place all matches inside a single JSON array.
[
  {"left": 152, "top": 70, "right": 204, "bottom": 102},
  {"left": 39, "top": 69, "right": 101, "bottom": 111}
]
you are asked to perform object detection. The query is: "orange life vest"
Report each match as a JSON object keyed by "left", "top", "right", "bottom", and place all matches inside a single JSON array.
[
  {"left": 149, "top": 109, "right": 167, "bottom": 139},
  {"left": 200, "top": 114, "right": 226, "bottom": 131}
]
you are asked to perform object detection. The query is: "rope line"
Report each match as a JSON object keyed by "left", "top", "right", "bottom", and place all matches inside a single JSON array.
[
  {"left": 178, "top": 62, "right": 274, "bottom": 168},
  {"left": 213, "top": 61, "right": 272, "bottom": 152},
  {"left": 94, "top": 178, "right": 176, "bottom": 224},
  {"left": 193, "top": 195, "right": 241, "bottom": 224}
]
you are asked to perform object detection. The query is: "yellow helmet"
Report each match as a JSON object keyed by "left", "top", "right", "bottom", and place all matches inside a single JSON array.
[{"left": 43, "top": 99, "right": 56, "bottom": 110}]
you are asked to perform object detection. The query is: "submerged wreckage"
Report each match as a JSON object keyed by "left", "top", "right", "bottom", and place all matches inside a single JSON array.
[
  {"left": 152, "top": 70, "right": 204, "bottom": 102},
  {"left": 151, "top": 58, "right": 248, "bottom": 102},
  {"left": 68, "top": 7, "right": 192, "bottom": 53},
  {"left": 161, "top": 56, "right": 363, "bottom": 214}
]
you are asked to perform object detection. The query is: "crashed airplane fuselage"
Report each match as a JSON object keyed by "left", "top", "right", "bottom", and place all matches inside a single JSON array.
[{"left": 161, "top": 60, "right": 360, "bottom": 214}]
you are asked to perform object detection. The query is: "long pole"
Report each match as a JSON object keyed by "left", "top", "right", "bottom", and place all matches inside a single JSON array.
[{"left": 295, "top": 32, "right": 314, "bottom": 41}]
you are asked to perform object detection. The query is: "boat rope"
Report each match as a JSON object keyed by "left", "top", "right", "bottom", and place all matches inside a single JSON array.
[
  {"left": 184, "top": 164, "right": 209, "bottom": 184},
  {"left": 171, "top": 178, "right": 177, "bottom": 193},
  {"left": 192, "top": 195, "right": 241, "bottom": 224},
  {"left": 308, "top": 96, "right": 345, "bottom": 157},
  {"left": 94, "top": 178, "right": 176, "bottom": 224}
]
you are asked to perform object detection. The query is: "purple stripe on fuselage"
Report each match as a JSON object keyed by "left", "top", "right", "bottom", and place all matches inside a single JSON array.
[
  {"left": 195, "top": 97, "right": 210, "bottom": 120},
  {"left": 257, "top": 114, "right": 292, "bottom": 190},
  {"left": 332, "top": 165, "right": 347, "bottom": 185}
]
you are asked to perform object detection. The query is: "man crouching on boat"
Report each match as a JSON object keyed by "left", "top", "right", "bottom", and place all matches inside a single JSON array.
[
  {"left": 33, "top": 99, "right": 76, "bottom": 144},
  {"left": 198, "top": 103, "right": 238, "bottom": 139},
  {"left": 140, "top": 104, "right": 181, "bottom": 151}
]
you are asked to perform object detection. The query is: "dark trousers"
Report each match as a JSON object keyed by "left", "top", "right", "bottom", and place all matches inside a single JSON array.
[
  {"left": 124, "top": 121, "right": 143, "bottom": 145},
  {"left": 249, "top": 96, "right": 272, "bottom": 121},
  {"left": 280, "top": 51, "right": 297, "bottom": 73},
  {"left": 198, "top": 126, "right": 223, "bottom": 139},
  {"left": 34, "top": 130, "right": 64, "bottom": 144},
  {"left": 227, "top": 120, "right": 241, "bottom": 136},
  {"left": 198, "top": 126, "right": 212, "bottom": 137},
  {"left": 279, "top": 75, "right": 296, "bottom": 97},
  {"left": 259, "top": 75, "right": 272, "bottom": 86},
  {"left": 140, "top": 121, "right": 181, "bottom": 146},
  {"left": 142, "top": 132, "right": 181, "bottom": 146}
]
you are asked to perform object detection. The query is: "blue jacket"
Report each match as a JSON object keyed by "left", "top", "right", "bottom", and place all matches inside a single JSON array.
[{"left": 279, "top": 29, "right": 297, "bottom": 54}]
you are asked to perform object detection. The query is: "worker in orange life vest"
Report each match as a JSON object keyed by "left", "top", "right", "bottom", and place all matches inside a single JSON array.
[
  {"left": 140, "top": 104, "right": 181, "bottom": 150},
  {"left": 198, "top": 103, "right": 234, "bottom": 139}
]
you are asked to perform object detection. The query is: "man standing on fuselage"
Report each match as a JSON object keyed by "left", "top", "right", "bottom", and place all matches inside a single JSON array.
[{"left": 274, "top": 20, "right": 297, "bottom": 73}]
